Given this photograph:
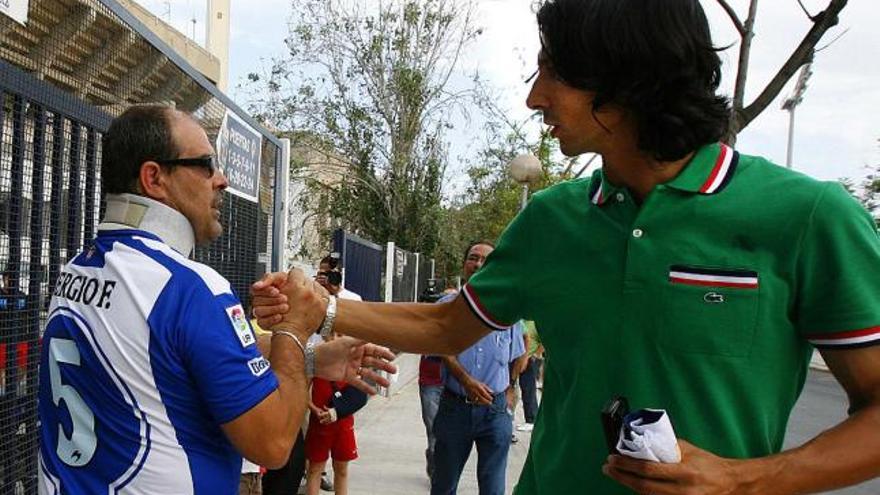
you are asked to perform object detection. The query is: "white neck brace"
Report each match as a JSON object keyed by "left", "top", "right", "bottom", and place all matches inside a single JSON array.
[{"left": 98, "top": 193, "right": 196, "bottom": 257}]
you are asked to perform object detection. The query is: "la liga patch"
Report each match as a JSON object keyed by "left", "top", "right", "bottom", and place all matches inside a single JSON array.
[{"left": 226, "top": 304, "right": 256, "bottom": 347}]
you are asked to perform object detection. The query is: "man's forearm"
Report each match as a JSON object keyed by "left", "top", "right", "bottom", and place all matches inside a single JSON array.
[
  {"left": 225, "top": 331, "right": 310, "bottom": 467},
  {"left": 267, "top": 333, "right": 310, "bottom": 439},
  {"left": 737, "top": 402, "right": 880, "bottom": 494},
  {"left": 442, "top": 355, "right": 474, "bottom": 386},
  {"left": 335, "top": 296, "right": 488, "bottom": 355}
]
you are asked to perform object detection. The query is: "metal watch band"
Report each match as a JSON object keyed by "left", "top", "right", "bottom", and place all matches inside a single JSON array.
[
  {"left": 319, "top": 295, "right": 337, "bottom": 338},
  {"left": 305, "top": 341, "right": 316, "bottom": 379}
]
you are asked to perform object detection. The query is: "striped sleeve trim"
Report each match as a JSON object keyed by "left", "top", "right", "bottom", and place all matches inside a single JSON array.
[
  {"left": 461, "top": 284, "right": 511, "bottom": 331},
  {"left": 807, "top": 326, "right": 880, "bottom": 349}
]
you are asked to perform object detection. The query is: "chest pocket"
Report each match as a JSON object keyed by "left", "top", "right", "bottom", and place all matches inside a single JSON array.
[
  {"left": 493, "top": 331, "right": 512, "bottom": 366},
  {"left": 660, "top": 265, "right": 760, "bottom": 358}
]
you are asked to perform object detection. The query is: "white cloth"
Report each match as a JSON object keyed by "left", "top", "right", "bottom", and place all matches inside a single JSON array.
[
  {"left": 338, "top": 288, "right": 362, "bottom": 301},
  {"left": 241, "top": 458, "right": 260, "bottom": 474},
  {"left": 616, "top": 409, "right": 681, "bottom": 463}
]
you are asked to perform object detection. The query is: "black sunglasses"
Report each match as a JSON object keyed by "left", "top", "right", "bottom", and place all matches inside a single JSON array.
[{"left": 155, "top": 155, "right": 216, "bottom": 177}]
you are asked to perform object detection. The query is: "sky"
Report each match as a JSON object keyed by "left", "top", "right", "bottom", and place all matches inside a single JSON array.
[{"left": 136, "top": 0, "right": 880, "bottom": 185}]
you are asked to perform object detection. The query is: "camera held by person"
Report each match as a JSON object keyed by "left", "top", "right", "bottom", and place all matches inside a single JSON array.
[
  {"left": 418, "top": 279, "right": 445, "bottom": 303},
  {"left": 315, "top": 252, "right": 363, "bottom": 302}
]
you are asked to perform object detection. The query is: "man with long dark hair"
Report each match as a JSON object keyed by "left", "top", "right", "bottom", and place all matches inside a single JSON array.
[{"left": 254, "top": 1, "right": 880, "bottom": 493}]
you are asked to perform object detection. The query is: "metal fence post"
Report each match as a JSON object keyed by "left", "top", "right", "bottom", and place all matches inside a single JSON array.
[
  {"left": 272, "top": 137, "right": 291, "bottom": 272},
  {"left": 384, "top": 242, "right": 394, "bottom": 302},
  {"left": 413, "top": 253, "right": 420, "bottom": 302}
]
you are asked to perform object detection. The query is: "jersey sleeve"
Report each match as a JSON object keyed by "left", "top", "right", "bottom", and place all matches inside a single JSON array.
[
  {"left": 795, "top": 182, "right": 880, "bottom": 348},
  {"left": 463, "top": 199, "right": 540, "bottom": 330},
  {"left": 179, "top": 287, "right": 279, "bottom": 424}
]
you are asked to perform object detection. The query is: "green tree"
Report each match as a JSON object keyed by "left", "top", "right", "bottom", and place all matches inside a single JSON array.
[
  {"left": 841, "top": 139, "right": 880, "bottom": 225},
  {"left": 246, "top": 0, "right": 482, "bottom": 254},
  {"left": 433, "top": 112, "right": 574, "bottom": 278}
]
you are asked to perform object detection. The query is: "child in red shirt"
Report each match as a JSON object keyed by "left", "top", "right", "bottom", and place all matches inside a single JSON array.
[{"left": 304, "top": 377, "right": 358, "bottom": 495}]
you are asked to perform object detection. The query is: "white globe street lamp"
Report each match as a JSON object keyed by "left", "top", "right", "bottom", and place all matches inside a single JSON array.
[{"left": 509, "top": 154, "right": 542, "bottom": 211}]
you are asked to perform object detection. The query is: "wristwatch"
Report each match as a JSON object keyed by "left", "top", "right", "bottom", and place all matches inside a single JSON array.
[
  {"left": 305, "top": 341, "right": 316, "bottom": 378},
  {"left": 319, "top": 295, "right": 337, "bottom": 339}
]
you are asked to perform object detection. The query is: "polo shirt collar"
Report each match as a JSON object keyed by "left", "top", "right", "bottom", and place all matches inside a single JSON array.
[
  {"left": 588, "top": 142, "right": 739, "bottom": 206},
  {"left": 666, "top": 142, "right": 739, "bottom": 195},
  {"left": 588, "top": 169, "right": 624, "bottom": 206}
]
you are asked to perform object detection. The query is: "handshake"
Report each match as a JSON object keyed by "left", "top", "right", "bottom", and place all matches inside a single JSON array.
[{"left": 251, "top": 268, "right": 397, "bottom": 395}]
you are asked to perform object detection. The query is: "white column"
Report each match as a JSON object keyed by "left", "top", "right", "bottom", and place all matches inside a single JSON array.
[
  {"left": 384, "top": 242, "right": 395, "bottom": 302},
  {"left": 413, "top": 253, "right": 420, "bottom": 302},
  {"left": 205, "top": 0, "right": 230, "bottom": 91},
  {"left": 271, "top": 138, "right": 290, "bottom": 271}
]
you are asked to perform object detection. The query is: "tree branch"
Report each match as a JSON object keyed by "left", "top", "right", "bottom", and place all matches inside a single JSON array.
[
  {"left": 731, "top": 0, "right": 759, "bottom": 114},
  {"left": 796, "top": 0, "right": 816, "bottom": 21},
  {"left": 736, "top": 0, "right": 847, "bottom": 132},
  {"left": 716, "top": 0, "right": 746, "bottom": 36}
]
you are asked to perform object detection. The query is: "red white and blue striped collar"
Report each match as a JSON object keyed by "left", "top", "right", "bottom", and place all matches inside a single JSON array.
[
  {"left": 590, "top": 178, "right": 606, "bottom": 205},
  {"left": 588, "top": 142, "right": 739, "bottom": 206},
  {"left": 666, "top": 142, "right": 740, "bottom": 195},
  {"left": 588, "top": 170, "right": 622, "bottom": 206}
]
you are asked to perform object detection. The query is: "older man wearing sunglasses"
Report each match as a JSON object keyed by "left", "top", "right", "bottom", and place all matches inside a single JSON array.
[{"left": 37, "top": 105, "right": 396, "bottom": 495}]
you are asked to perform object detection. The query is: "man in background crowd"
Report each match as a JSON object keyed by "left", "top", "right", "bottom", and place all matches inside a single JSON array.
[
  {"left": 417, "top": 279, "right": 448, "bottom": 480},
  {"left": 516, "top": 322, "right": 543, "bottom": 433},
  {"left": 432, "top": 241, "right": 525, "bottom": 495},
  {"left": 316, "top": 254, "right": 362, "bottom": 303}
]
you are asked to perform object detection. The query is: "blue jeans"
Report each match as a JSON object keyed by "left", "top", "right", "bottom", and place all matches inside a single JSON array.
[
  {"left": 430, "top": 391, "right": 513, "bottom": 495},
  {"left": 420, "top": 384, "right": 443, "bottom": 475}
]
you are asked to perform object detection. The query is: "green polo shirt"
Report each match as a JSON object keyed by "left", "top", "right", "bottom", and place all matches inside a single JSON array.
[{"left": 463, "top": 142, "right": 880, "bottom": 495}]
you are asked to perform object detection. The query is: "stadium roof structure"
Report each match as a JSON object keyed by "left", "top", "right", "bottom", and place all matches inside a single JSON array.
[{"left": 0, "top": 0, "right": 220, "bottom": 115}]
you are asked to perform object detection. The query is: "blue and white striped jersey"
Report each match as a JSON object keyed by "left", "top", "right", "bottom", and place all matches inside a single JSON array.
[{"left": 38, "top": 223, "right": 278, "bottom": 495}]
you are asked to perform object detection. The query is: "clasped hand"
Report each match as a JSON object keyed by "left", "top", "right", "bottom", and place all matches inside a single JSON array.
[{"left": 251, "top": 269, "right": 398, "bottom": 395}]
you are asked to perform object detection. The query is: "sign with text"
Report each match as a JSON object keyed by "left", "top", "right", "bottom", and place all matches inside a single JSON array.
[
  {"left": 216, "top": 110, "right": 262, "bottom": 203},
  {"left": 0, "top": 0, "right": 28, "bottom": 25}
]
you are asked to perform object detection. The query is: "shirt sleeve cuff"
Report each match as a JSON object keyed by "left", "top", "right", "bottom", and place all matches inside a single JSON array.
[
  {"left": 462, "top": 284, "right": 512, "bottom": 331},
  {"left": 807, "top": 326, "right": 880, "bottom": 349}
]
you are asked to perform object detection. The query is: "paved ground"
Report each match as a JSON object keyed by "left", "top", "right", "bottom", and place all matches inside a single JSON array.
[{"left": 340, "top": 354, "right": 879, "bottom": 495}]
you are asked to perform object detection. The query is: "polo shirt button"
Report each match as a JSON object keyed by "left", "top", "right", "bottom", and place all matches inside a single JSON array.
[
  {"left": 632, "top": 228, "right": 644, "bottom": 238},
  {"left": 615, "top": 192, "right": 625, "bottom": 202}
]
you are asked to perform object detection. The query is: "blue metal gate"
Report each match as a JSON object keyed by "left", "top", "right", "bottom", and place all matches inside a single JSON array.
[{"left": 332, "top": 229, "right": 384, "bottom": 302}]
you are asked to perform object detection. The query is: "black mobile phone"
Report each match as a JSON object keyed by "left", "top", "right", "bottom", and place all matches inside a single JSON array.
[{"left": 600, "top": 396, "right": 629, "bottom": 454}]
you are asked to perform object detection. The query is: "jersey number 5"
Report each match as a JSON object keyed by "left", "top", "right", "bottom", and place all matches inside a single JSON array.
[{"left": 49, "top": 338, "right": 97, "bottom": 466}]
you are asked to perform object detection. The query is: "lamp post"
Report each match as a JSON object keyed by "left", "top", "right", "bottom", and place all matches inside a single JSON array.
[
  {"left": 781, "top": 62, "right": 813, "bottom": 169},
  {"left": 509, "top": 154, "right": 543, "bottom": 211}
]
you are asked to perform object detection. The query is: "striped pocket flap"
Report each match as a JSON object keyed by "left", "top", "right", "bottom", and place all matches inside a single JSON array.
[{"left": 668, "top": 265, "right": 758, "bottom": 289}]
